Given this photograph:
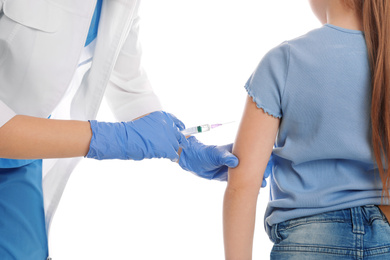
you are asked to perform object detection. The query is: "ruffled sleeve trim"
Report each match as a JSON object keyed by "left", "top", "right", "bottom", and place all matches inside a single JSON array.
[{"left": 245, "top": 84, "right": 282, "bottom": 119}]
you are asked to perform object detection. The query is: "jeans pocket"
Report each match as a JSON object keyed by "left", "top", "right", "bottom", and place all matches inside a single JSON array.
[{"left": 275, "top": 219, "right": 353, "bottom": 249}]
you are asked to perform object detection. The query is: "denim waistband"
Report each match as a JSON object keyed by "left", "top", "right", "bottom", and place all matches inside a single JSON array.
[{"left": 270, "top": 205, "right": 386, "bottom": 243}]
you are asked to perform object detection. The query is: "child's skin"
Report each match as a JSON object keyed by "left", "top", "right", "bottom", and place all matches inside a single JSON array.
[
  {"left": 309, "top": 0, "right": 362, "bottom": 30},
  {"left": 223, "top": 1, "right": 363, "bottom": 259}
]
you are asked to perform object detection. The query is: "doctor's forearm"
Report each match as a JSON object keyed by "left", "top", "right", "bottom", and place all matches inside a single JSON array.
[{"left": 0, "top": 115, "right": 92, "bottom": 159}]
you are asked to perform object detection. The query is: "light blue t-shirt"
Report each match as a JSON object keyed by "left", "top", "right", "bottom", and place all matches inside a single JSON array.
[{"left": 244, "top": 24, "right": 383, "bottom": 237}]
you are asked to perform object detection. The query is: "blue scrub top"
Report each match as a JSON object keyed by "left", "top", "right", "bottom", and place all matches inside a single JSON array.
[
  {"left": 85, "top": 0, "right": 103, "bottom": 46},
  {"left": 0, "top": 159, "right": 48, "bottom": 259}
]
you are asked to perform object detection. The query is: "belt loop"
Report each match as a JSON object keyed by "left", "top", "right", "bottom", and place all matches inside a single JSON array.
[
  {"left": 272, "top": 223, "right": 282, "bottom": 243},
  {"left": 351, "top": 207, "right": 365, "bottom": 234}
]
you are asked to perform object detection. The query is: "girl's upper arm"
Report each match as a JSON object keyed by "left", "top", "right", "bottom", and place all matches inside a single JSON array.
[{"left": 227, "top": 95, "right": 280, "bottom": 191}]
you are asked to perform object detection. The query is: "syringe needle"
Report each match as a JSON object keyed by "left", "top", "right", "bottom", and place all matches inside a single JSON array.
[{"left": 211, "top": 121, "right": 235, "bottom": 129}]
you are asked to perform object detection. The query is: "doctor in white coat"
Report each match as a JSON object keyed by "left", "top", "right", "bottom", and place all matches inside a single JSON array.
[{"left": 0, "top": 0, "right": 250, "bottom": 259}]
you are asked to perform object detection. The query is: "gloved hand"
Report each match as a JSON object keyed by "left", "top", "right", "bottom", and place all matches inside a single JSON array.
[
  {"left": 179, "top": 136, "right": 238, "bottom": 181},
  {"left": 86, "top": 111, "right": 188, "bottom": 161},
  {"left": 262, "top": 153, "right": 273, "bottom": 187},
  {"left": 179, "top": 136, "right": 273, "bottom": 186}
]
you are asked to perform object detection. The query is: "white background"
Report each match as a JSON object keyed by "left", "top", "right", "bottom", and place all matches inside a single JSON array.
[{"left": 50, "top": 1, "right": 320, "bottom": 259}]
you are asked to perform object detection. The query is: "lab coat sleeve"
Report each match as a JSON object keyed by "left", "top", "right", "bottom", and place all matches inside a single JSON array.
[
  {"left": 105, "top": 16, "right": 162, "bottom": 122},
  {"left": 0, "top": 100, "right": 16, "bottom": 128}
]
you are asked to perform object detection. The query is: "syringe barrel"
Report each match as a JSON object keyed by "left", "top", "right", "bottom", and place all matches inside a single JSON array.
[{"left": 181, "top": 124, "right": 211, "bottom": 135}]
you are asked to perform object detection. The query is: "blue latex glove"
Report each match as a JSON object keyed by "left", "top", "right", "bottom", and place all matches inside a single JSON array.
[
  {"left": 86, "top": 111, "right": 188, "bottom": 161},
  {"left": 263, "top": 153, "right": 273, "bottom": 187},
  {"left": 179, "top": 136, "right": 273, "bottom": 186},
  {"left": 179, "top": 136, "right": 238, "bottom": 181}
]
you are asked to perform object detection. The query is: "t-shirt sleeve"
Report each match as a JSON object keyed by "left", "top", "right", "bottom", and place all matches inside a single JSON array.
[
  {"left": 244, "top": 41, "right": 290, "bottom": 118},
  {"left": 0, "top": 100, "right": 16, "bottom": 127}
]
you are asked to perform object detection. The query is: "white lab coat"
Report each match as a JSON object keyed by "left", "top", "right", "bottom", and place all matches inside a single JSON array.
[{"left": 0, "top": 0, "right": 162, "bottom": 245}]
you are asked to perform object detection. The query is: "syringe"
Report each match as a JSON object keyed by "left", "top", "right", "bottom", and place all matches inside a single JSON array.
[{"left": 181, "top": 122, "right": 234, "bottom": 136}]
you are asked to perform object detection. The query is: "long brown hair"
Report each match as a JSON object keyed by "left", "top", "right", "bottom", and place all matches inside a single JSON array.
[{"left": 344, "top": 0, "right": 390, "bottom": 200}]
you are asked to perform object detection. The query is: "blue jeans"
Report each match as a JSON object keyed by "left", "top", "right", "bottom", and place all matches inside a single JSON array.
[{"left": 270, "top": 206, "right": 390, "bottom": 259}]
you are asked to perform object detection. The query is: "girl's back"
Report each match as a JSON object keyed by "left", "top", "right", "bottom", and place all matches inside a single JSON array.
[
  {"left": 247, "top": 24, "right": 383, "bottom": 235},
  {"left": 223, "top": 1, "right": 390, "bottom": 259}
]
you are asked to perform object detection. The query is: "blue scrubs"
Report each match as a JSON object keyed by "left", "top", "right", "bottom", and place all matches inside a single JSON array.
[
  {"left": 0, "top": 159, "right": 48, "bottom": 259},
  {"left": 85, "top": 0, "right": 103, "bottom": 47},
  {"left": 0, "top": 0, "right": 103, "bottom": 258}
]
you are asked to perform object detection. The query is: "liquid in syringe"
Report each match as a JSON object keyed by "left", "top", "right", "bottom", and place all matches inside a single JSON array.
[{"left": 181, "top": 122, "right": 234, "bottom": 136}]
